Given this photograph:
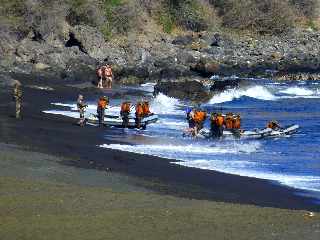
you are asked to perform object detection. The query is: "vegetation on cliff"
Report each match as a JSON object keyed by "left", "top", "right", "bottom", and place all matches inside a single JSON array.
[{"left": 1, "top": 0, "right": 319, "bottom": 40}]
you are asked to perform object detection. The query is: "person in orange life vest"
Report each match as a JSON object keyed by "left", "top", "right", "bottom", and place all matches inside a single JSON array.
[
  {"left": 135, "top": 102, "right": 144, "bottom": 129},
  {"left": 104, "top": 64, "right": 113, "bottom": 89},
  {"left": 212, "top": 113, "right": 225, "bottom": 138},
  {"left": 142, "top": 101, "right": 151, "bottom": 117},
  {"left": 120, "top": 101, "right": 131, "bottom": 128},
  {"left": 267, "top": 120, "right": 281, "bottom": 130},
  {"left": 97, "top": 96, "right": 108, "bottom": 126},
  {"left": 192, "top": 110, "right": 207, "bottom": 135},
  {"left": 225, "top": 113, "right": 234, "bottom": 130},
  {"left": 231, "top": 114, "right": 241, "bottom": 138}
]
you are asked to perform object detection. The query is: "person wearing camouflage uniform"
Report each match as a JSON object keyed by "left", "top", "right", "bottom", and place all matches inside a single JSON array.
[
  {"left": 13, "top": 81, "right": 22, "bottom": 119},
  {"left": 77, "top": 94, "right": 87, "bottom": 126}
]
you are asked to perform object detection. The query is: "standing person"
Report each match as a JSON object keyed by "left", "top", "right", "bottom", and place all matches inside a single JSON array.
[
  {"left": 77, "top": 94, "right": 87, "bottom": 126},
  {"left": 120, "top": 101, "right": 131, "bottom": 128},
  {"left": 231, "top": 114, "right": 241, "bottom": 138},
  {"left": 104, "top": 64, "right": 113, "bottom": 89},
  {"left": 135, "top": 102, "right": 144, "bottom": 129},
  {"left": 210, "top": 113, "right": 220, "bottom": 138},
  {"left": 96, "top": 66, "right": 104, "bottom": 89},
  {"left": 192, "top": 109, "right": 207, "bottom": 135},
  {"left": 142, "top": 101, "right": 151, "bottom": 116},
  {"left": 13, "top": 80, "right": 22, "bottom": 119},
  {"left": 215, "top": 113, "right": 225, "bottom": 137},
  {"left": 97, "top": 96, "right": 108, "bottom": 126}
]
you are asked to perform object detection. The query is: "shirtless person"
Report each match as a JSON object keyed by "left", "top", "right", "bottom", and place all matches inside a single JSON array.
[{"left": 104, "top": 64, "right": 113, "bottom": 89}]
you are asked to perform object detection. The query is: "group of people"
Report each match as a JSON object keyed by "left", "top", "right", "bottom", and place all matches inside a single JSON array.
[
  {"left": 186, "top": 109, "right": 242, "bottom": 138},
  {"left": 96, "top": 64, "right": 113, "bottom": 89},
  {"left": 77, "top": 94, "right": 152, "bottom": 129},
  {"left": 120, "top": 101, "right": 151, "bottom": 129}
]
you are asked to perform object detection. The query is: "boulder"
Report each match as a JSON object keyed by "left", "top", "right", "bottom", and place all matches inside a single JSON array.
[
  {"left": 210, "top": 79, "right": 250, "bottom": 92},
  {"left": 154, "top": 79, "right": 210, "bottom": 102}
]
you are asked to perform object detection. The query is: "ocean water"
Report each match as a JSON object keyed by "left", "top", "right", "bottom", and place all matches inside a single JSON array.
[{"left": 44, "top": 80, "right": 320, "bottom": 200}]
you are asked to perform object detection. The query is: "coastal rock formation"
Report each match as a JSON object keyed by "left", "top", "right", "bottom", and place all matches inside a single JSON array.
[{"left": 154, "top": 79, "right": 210, "bottom": 102}]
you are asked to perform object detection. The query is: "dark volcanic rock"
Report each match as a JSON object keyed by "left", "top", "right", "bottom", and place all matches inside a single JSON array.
[
  {"left": 154, "top": 80, "right": 210, "bottom": 102},
  {"left": 172, "top": 35, "right": 194, "bottom": 45},
  {"left": 210, "top": 79, "right": 249, "bottom": 92}
]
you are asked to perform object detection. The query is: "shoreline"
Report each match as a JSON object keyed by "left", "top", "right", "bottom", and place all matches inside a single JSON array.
[{"left": 0, "top": 82, "right": 319, "bottom": 212}]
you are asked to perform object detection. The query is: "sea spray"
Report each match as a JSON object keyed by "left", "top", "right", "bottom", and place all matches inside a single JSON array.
[
  {"left": 279, "top": 87, "right": 314, "bottom": 96},
  {"left": 208, "top": 86, "right": 276, "bottom": 104},
  {"left": 150, "top": 93, "right": 184, "bottom": 115}
]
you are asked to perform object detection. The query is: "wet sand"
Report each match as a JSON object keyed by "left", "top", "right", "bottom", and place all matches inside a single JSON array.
[{"left": 0, "top": 79, "right": 320, "bottom": 239}]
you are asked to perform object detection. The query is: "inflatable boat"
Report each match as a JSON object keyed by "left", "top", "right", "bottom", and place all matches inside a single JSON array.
[
  {"left": 86, "top": 113, "right": 158, "bottom": 129},
  {"left": 197, "top": 124, "right": 299, "bottom": 139}
]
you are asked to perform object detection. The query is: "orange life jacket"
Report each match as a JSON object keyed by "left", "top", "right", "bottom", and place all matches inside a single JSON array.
[
  {"left": 215, "top": 115, "right": 224, "bottom": 127},
  {"left": 193, "top": 111, "right": 207, "bottom": 123},
  {"left": 136, "top": 103, "right": 144, "bottom": 116},
  {"left": 267, "top": 121, "right": 278, "bottom": 129},
  {"left": 142, "top": 102, "right": 151, "bottom": 115},
  {"left": 121, "top": 102, "right": 131, "bottom": 113},
  {"left": 225, "top": 117, "right": 233, "bottom": 129},
  {"left": 98, "top": 99, "right": 108, "bottom": 109},
  {"left": 233, "top": 117, "right": 241, "bottom": 129}
]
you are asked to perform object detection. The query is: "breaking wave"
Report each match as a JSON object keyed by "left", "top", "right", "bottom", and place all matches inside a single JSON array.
[
  {"left": 100, "top": 141, "right": 261, "bottom": 159},
  {"left": 280, "top": 87, "right": 314, "bottom": 96},
  {"left": 150, "top": 93, "right": 184, "bottom": 115},
  {"left": 209, "top": 86, "right": 276, "bottom": 104}
]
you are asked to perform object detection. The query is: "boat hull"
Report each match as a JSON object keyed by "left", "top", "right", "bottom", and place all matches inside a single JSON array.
[
  {"left": 197, "top": 124, "right": 299, "bottom": 139},
  {"left": 86, "top": 113, "right": 158, "bottom": 128}
]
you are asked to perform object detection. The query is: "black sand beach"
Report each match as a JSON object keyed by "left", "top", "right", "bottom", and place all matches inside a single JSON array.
[
  {"left": 1, "top": 79, "right": 320, "bottom": 239},
  {"left": 1, "top": 78, "right": 319, "bottom": 211}
]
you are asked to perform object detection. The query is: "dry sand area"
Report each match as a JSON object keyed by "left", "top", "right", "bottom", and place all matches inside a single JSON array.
[{"left": 0, "top": 143, "right": 319, "bottom": 240}]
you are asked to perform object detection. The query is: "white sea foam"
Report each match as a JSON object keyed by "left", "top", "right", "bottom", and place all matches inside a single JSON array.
[
  {"left": 140, "top": 83, "right": 156, "bottom": 92},
  {"left": 100, "top": 141, "right": 261, "bottom": 158},
  {"left": 178, "top": 160, "right": 320, "bottom": 192},
  {"left": 280, "top": 87, "right": 314, "bottom": 96},
  {"left": 209, "top": 86, "right": 276, "bottom": 104},
  {"left": 150, "top": 93, "right": 184, "bottom": 116},
  {"left": 100, "top": 141, "right": 320, "bottom": 192}
]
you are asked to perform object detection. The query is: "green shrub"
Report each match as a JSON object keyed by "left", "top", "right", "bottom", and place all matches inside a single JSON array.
[
  {"left": 221, "top": 0, "right": 297, "bottom": 34},
  {"left": 67, "top": 0, "right": 105, "bottom": 27},
  {"left": 159, "top": 13, "right": 174, "bottom": 33},
  {"left": 156, "top": 0, "right": 219, "bottom": 32},
  {"left": 290, "top": 0, "right": 319, "bottom": 19}
]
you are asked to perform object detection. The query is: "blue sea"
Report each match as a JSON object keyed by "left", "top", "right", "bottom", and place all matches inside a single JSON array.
[{"left": 45, "top": 80, "right": 320, "bottom": 201}]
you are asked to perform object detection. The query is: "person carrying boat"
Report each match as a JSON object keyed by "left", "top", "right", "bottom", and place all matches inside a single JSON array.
[
  {"left": 192, "top": 109, "right": 207, "bottom": 135},
  {"left": 77, "top": 94, "right": 88, "bottom": 126},
  {"left": 211, "top": 113, "right": 224, "bottom": 138},
  {"left": 97, "top": 96, "right": 108, "bottom": 126},
  {"left": 225, "top": 113, "right": 234, "bottom": 130},
  {"left": 231, "top": 114, "right": 241, "bottom": 138},
  {"left": 135, "top": 102, "right": 144, "bottom": 129},
  {"left": 267, "top": 120, "right": 281, "bottom": 130},
  {"left": 142, "top": 101, "right": 151, "bottom": 117},
  {"left": 120, "top": 101, "right": 131, "bottom": 128}
]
